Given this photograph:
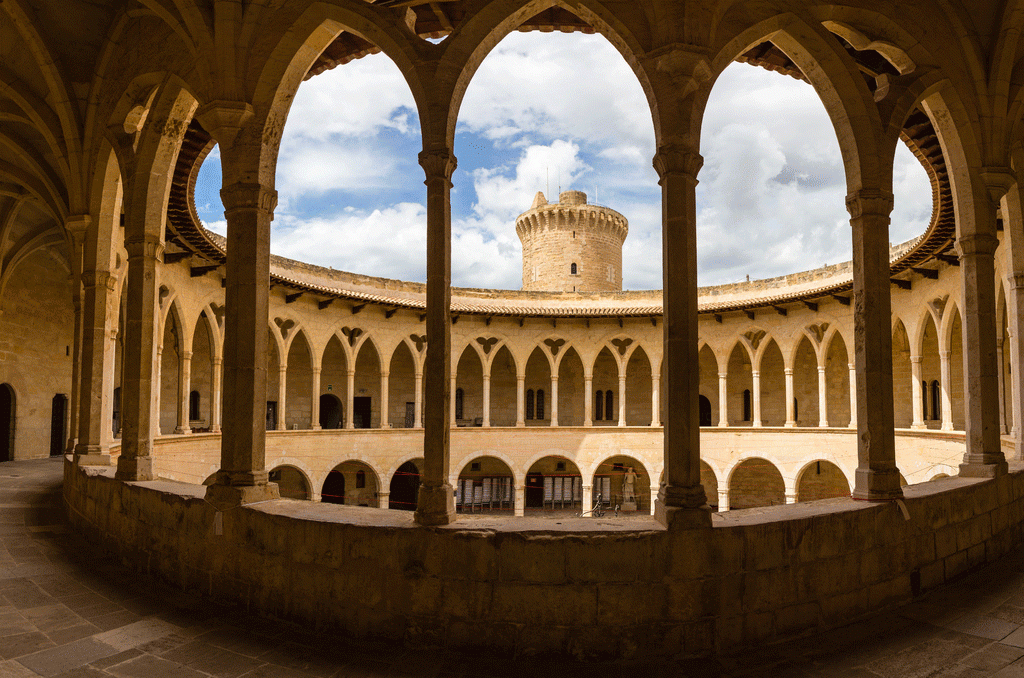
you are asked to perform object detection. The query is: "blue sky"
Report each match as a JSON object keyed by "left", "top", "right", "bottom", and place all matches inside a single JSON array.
[{"left": 194, "top": 31, "right": 931, "bottom": 290}]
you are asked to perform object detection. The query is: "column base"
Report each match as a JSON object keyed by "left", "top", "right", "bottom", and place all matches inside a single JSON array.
[
  {"left": 204, "top": 471, "right": 280, "bottom": 509},
  {"left": 414, "top": 483, "right": 456, "bottom": 526},
  {"left": 174, "top": 427, "right": 192, "bottom": 435},
  {"left": 784, "top": 421, "right": 795, "bottom": 428},
  {"left": 311, "top": 425, "right": 322, "bottom": 431},
  {"left": 115, "top": 456, "right": 154, "bottom": 481},
  {"left": 911, "top": 423, "right": 927, "bottom": 430},
  {"left": 960, "top": 459, "right": 1008, "bottom": 478},
  {"left": 852, "top": 467, "right": 903, "bottom": 500},
  {"left": 75, "top": 453, "right": 111, "bottom": 467},
  {"left": 654, "top": 485, "right": 712, "bottom": 529}
]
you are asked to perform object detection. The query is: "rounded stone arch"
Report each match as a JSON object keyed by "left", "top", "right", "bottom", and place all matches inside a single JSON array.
[
  {"left": 196, "top": 301, "right": 224, "bottom": 358},
  {"left": 727, "top": 456, "right": 786, "bottom": 509},
  {"left": 444, "top": 0, "right": 658, "bottom": 150},
  {"left": 939, "top": 299, "right": 961, "bottom": 352},
  {"left": 624, "top": 343, "right": 654, "bottom": 426},
  {"left": 455, "top": 455, "right": 516, "bottom": 514},
  {"left": 700, "top": 461, "right": 719, "bottom": 509},
  {"left": 452, "top": 450, "right": 522, "bottom": 488},
  {"left": 283, "top": 328, "right": 316, "bottom": 430},
  {"left": 757, "top": 337, "right": 786, "bottom": 426},
  {"left": 795, "top": 460, "right": 851, "bottom": 502},
  {"left": 590, "top": 454, "right": 651, "bottom": 512},
  {"left": 455, "top": 343, "right": 485, "bottom": 424},
  {"left": 388, "top": 458, "right": 423, "bottom": 512},
  {"left": 926, "top": 464, "right": 957, "bottom": 481},
  {"left": 387, "top": 338, "right": 418, "bottom": 428},
  {"left": 245, "top": 4, "right": 430, "bottom": 189},
  {"left": 524, "top": 453, "right": 583, "bottom": 512},
  {"left": 487, "top": 343, "right": 518, "bottom": 427},
  {"left": 322, "top": 459, "right": 383, "bottom": 507},
  {"left": 268, "top": 464, "right": 312, "bottom": 501},
  {"left": 283, "top": 326, "right": 317, "bottom": 372},
  {"left": 383, "top": 452, "right": 426, "bottom": 497}
]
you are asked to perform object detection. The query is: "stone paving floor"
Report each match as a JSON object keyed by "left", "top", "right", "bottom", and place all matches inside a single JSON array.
[{"left": 6, "top": 457, "right": 1024, "bottom": 677}]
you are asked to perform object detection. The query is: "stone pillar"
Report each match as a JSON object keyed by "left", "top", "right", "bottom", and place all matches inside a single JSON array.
[
  {"left": 377, "top": 491, "right": 390, "bottom": 509},
  {"left": 345, "top": 370, "right": 355, "bottom": 429},
  {"left": 211, "top": 357, "right": 222, "bottom": 433},
  {"left": 651, "top": 371, "right": 661, "bottom": 427},
  {"left": 152, "top": 347, "right": 162, "bottom": 438},
  {"left": 997, "top": 338, "right": 1007, "bottom": 435},
  {"left": 617, "top": 373, "right": 627, "bottom": 427},
  {"left": 939, "top": 351, "right": 954, "bottom": 431},
  {"left": 848, "top": 362, "right": 857, "bottom": 428},
  {"left": 910, "top": 356, "right": 926, "bottom": 429},
  {"left": 581, "top": 484, "right": 592, "bottom": 516},
  {"left": 65, "top": 218, "right": 87, "bottom": 457},
  {"left": 718, "top": 489, "right": 730, "bottom": 512},
  {"left": 277, "top": 365, "right": 288, "bottom": 430},
  {"left": 958, "top": 232, "right": 1008, "bottom": 476},
  {"left": 1008, "top": 280, "right": 1024, "bottom": 454},
  {"left": 516, "top": 374, "right": 525, "bottom": 427},
  {"left": 751, "top": 370, "right": 762, "bottom": 427},
  {"left": 818, "top": 366, "right": 829, "bottom": 427},
  {"left": 450, "top": 374, "right": 457, "bottom": 426},
  {"left": 74, "top": 265, "right": 117, "bottom": 465},
  {"left": 482, "top": 372, "right": 491, "bottom": 427},
  {"left": 652, "top": 144, "right": 710, "bottom": 529},
  {"left": 310, "top": 368, "right": 321, "bottom": 430},
  {"left": 414, "top": 369, "right": 423, "bottom": 429},
  {"left": 414, "top": 147, "right": 456, "bottom": 526},
  {"left": 784, "top": 368, "right": 795, "bottom": 427},
  {"left": 549, "top": 374, "right": 559, "bottom": 427},
  {"left": 717, "top": 372, "right": 728, "bottom": 427},
  {"left": 514, "top": 485, "right": 525, "bottom": 517},
  {"left": 848, "top": 189, "right": 902, "bottom": 500},
  {"left": 584, "top": 373, "right": 593, "bottom": 426},
  {"left": 116, "top": 235, "right": 161, "bottom": 481},
  {"left": 204, "top": 180, "right": 280, "bottom": 506},
  {"left": 649, "top": 488, "right": 658, "bottom": 516},
  {"left": 379, "top": 370, "right": 389, "bottom": 429},
  {"left": 174, "top": 350, "right": 193, "bottom": 434}
]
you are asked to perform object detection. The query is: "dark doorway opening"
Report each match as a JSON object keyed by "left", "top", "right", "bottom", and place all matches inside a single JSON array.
[
  {"left": 404, "top": 402, "right": 414, "bottom": 428},
  {"left": 266, "top": 401, "right": 277, "bottom": 431},
  {"left": 699, "top": 394, "right": 712, "bottom": 427},
  {"left": 319, "top": 394, "right": 343, "bottom": 429},
  {"left": 322, "top": 470, "right": 345, "bottom": 504},
  {"left": 0, "top": 384, "right": 14, "bottom": 462},
  {"left": 389, "top": 461, "right": 420, "bottom": 511},
  {"left": 525, "top": 471, "right": 544, "bottom": 508},
  {"left": 112, "top": 387, "right": 121, "bottom": 436},
  {"left": 354, "top": 396, "right": 371, "bottom": 429},
  {"left": 50, "top": 394, "right": 68, "bottom": 457}
]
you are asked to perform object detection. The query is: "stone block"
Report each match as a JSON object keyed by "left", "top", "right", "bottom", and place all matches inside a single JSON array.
[
  {"left": 919, "top": 559, "right": 945, "bottom": 590},
  {"left": 935, "top": 525, "right": 959, "bottom": 559},
  {"left": 491, "top": 582, "right": 596, "bottom": 626},
  {"left": 496, "top": 537, "right": 566, "bottom": 583},
  {"left": 819, "top": 588, "right": 869, "bottom": 624},
  {"left": 775, "top": 601, "right": 820, "bottom": 636},
  {"left": 945, "top": 549, "right": 969, "bottom": 579},
  {"left": 566, "top": 535, "right": 650, "bottom": 583},
  {"left": 439, "top": 580, "right": 493, "bottom": 620},
  {"left": 868, "top": 576, "right": 910, "bottom": 609}
]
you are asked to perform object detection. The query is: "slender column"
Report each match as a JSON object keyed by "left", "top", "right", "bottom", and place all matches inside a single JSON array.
[
  {"left": 617, "top": 373, "right": 627, "bottom": 427},
  {"left": 103, "top": 329, "right": 117, "bottom": 445},
  {"left": 414, "top": 369, "right": 423, "bottom": 429},
  {"left": 784, "top": 368, "right": 795, "bottom": 427},
  {"left": 482, "top": 373, "right": 491, "bottom": 427},
  {"left": 958, "top": 231, "right": 1007, "bottom": 475},
  {"left": 817, "top": 366, "right": 829, "bottom": 427},
  {"left": 514, "top": 485, "right": 525, "bottom": 517},
  {"left": 379, "top": 371, "right": 389, "bottom": 429},
  {"left": 450, "top": 374, "right": 457, "bottom": 426},
  {"left": 204, "top": 180, "right": 279, "bottom": 505},
  {"left": 848, "top": 189, "right": 901, "bottom": 499},
  {"left": 939, "top": 351, "right": 954, "bottom": 431},
  {"left": 997, "top": 338, "right": 1007, "bottom": 435},
  {"left": 310, "top": 368, "right": 321, "bottom": 430},
  {"left": 345, "top": 369, "right": 355, "bottom": 429},
  {"left": 549, "top": 374, "right": 559, "bottom": 426},
  {"left": 651, "top": 371, "right": 661, "bottom": 427},
  {"left": 116, "top": 235, "right": 160, "bottom": 481},
  {"left": 277, "top": 365, "right": 288, "bottom": 430},
  {"left": 584, "top": 373, "right": 593, "bottom": 426},
  {"left": 74, "top": 264, "right": 117, "bottom": 465},
  {"left": 785, "top": 491, "right": 797, "bottom": 505},
  {"left": 65, "top": 219, "right": 86, "bottom": 457},
  {"left": 516, "top": 374, "right": 525, "bottom": 427},
  {"left": 415, "top": 147, "right": 456, "bottom": 526},
  {"left": 848, "top": 363, "right": 857, "bottom": 428},
  {"left": 751, "top": 370, "right": 762, "bottom": 427},
  {"left": 717, "top": 372, "right": 728, "bottom": 427},
  {"left": 174, "top": 350, "right": 193, "bottom": 434},
  {"left": 152, "top": 347, "right": 162, "bottom": 438},
  {"left": 377, "top": 491, "right": 390, "bottom": 509},
  {"left": 1008, "top": 279, "right": 1024, "bottom": 453},
  {"left": 910, "top": 356, "right": 926, "bottom": 429},
  {"left": 718, "top": 489, "right": 730, "bottom": 512},
  {"left": 652, "top": 143, "right": 710, "bottom": 528},
  {"left": 210, "top": 357, "right": 222, "bottom": 433},
  {"left": 581, "top": 485, "right": 592, "bottom": 517}
]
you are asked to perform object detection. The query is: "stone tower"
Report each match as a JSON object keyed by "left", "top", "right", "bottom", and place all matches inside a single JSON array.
[{"left": 515, "top": 190, "right": 628, "bottom": 292}]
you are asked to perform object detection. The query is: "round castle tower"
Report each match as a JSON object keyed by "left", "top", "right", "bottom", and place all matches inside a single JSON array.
[{"left": 515, "top": 190, "right": 628, "bottom": 292}]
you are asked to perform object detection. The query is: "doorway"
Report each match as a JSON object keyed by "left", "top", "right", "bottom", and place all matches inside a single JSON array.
[
  {"left": 50, "top": 394, "right": 68, "bottom": 457},
  {"left": 389, "top": 460, "right": 420, "bottom": 511},
  {"left": 319, "top": 394, "right": 343, "bottom": 429},
  {"left": 699, "top": 395, "right": 712, "bottom": 427},
  {"left": 0, "top": 384, "right": 14, "bottom": 462},
  {"left": 354, "top": 396, "right": 371, "bottom": 429},
  {"left": 404, "top": 402, "right": 414, "bottom": 428},
  {"left": 265, "top": 401, "right": 277, "bottom": 431},
  {"left": 525, "top": 471, "right": 544, "bottom": 508}
]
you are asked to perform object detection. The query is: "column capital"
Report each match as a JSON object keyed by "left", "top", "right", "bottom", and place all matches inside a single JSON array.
[
  {"left": 980, "top": 166, "right": 1015, "bottom": 203},
  {"left": 220, "top": 182, "right": 277, "bottom": 216},
  {"left": 81, "top": 270, "right": 115, "bottom": 291},
  {"left": 940, "top": 350, "right": 952, "bottom": 360},
  {"left": 956, "top": 233, "right": 999, "bottom": 258},
  {"left": 64, "top": 215, "right": 91, "bottom": 241},
  {"left": 910, "top": 355, "right": 922, "bottom": 365},
  {"left": 181, "top": 350, "right": 193, "bottom": 361},
  {"left": 312, "top": 367, "right": 322, "bottom": 375},
  {"left": 845, "top": 188, "right": 893, "bottom": 218},
  {"left": 124, "top": 234, "right": 163, "bottom": 259},
  {"left": 784, "top": 367, "right": 794, "bottom": 376},
  {"left": 817, "top": 365, "right": 826, "bottom": 373},
  {"left": 718, "top": 372, "right": 727, "bottom": 379},
  {"left": 418, "top": 148, "right": 457, "bottom": 185},
  {"left": 751, "top": 370, "right": 760, "bottom": 378},
  {"left": 195, "top": 100, "right": 254, "bottom": 148},
  {"left": 652, "top": 143, "right": 702, "bottom": 181},
  {"left": 1007, "top": 273, "right": 1024, "bottom": 290}
]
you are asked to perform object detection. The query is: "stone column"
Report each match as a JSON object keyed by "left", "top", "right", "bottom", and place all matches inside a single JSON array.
[
  {"left": 204, "top": 180, "right": 280, "bottom": 506},
  {"left": 450, "top": 374, "right": 457, "bottom": 426},
  {"left": 310, "top": 368, "right": 321, "bottom": 430},
  {"left": 818, "top": 366, "right": 829, "bottom": 427},
  {"left": 482, "top": 372, "right": 491, "bottom": 427},
  {"left": 717, "top": 372, "right": 728, "bottom": 427},
  {"left": 1008, "top": 282, "right": 1024, "bottom": 453},
  {"left": 377, "top": 491, "right": 390, "bottom": 509},
  {"left": 939, "top": 351, "right": 954, "bottom": 431},
  {"left": 116, "top": 234, "right": 161, "bottom": 481},
  {"left": 549, "top": 374, "right": 559, "bottom": 426},
  {"left": 581, "top": 484, "right": 592, "bottom": 516},
  {"left": 152, "top": 347, "right": 162, "bottom": 438},
  {"left": 103, "top": 329, "right": 118, "bottom": 444},
  {"left": 277, "top": 365, "right": 288, "bottom": 430},
  {"left": 514, "top": 485, "right": 525, "bottom": 517},
  {"left": 210, "top": 357, "right": 222, "bottom": 433},
  {"left": 414, "top": 369, "right": 423, "bottom": 429},
  {"left": 785, "top": 491, "right": 798, "bottom": 505},
  {"left": 584, "top": 373, "right": 593, "bottom": 426},
  {"left": 516, "top": 374, "right": 525, "bottom": 427},
  {"left": 65, "top": 218, "right": 86, "bottom": 457},
  {"left": 414, "top": 147, "right": 456, "bottom": 526},
  {"left": 174, "top": 350, "right": 193, "bottom": 434},
  {"left": 784, "top": 368, "right": 796, "bottom": 427},
  {"left": 910, "top": 356, "right": 926, "bottom": 429},
  {"left": 718, "top": 489, "right": 730, "bottom": 512},
  {"left": 751, "top": 370, "right": 762, "bottom": 427},
  {"left": 958, "top": 232, "right": 1007, "bottom": 476},
  {"left": 617, "top": 373, "right": 627, "bottom": 427},
  {"left": 649, "top": 489, "right": 658, "bottom": 516},
  {"left": 651, "top": 370, "right": 661, "bottom": 427},
  {"left": 848, "top": 189, "right": 902, "bottom": 499},
  {"left": 379, "top": 370, "right": 389, "bottom": 429},
  {"left": 997, "top": 338, "right": 1007, "bottom": 435},
  {"left": 74, "top": 265, "right": 117, "bottom": 465},
  {"left": 652, "top": 144, "right": 710, "bottom": 528},
  {"left": 848, "top": 362, "right": 857, "bottom": 428},
  {"left": 345, "top": 369, "right": 355, "bottom": 429}
]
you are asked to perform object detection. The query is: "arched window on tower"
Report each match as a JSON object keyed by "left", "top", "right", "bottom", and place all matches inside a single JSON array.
[
  {"left": 570, "top": 262, "right": 577, "bottom": 275},
  {"left": 455, "top": 388, "right": 464, "bottom": 421},
  {"left": 526, "top": 390, "right": 535, "bottom": 420},
  {"left": 743, "top": 389, "right": 752, "bottom": 422},
  {"left": 536, "top": 389, "right": 545, "bottom": 420},
  {"left": 931, "top": 380, "right": 941, "bottom": 421},
  {"left": 594, "top": 390, "right": 603, "bottom": 421},
  {"left": 605, "top": 390, "right": 614, "bottom": 421}
]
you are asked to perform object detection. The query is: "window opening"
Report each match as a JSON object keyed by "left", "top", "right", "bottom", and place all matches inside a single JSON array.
[
  {"left": 189, "top": 390, "right": 200, "bottom": 421},
  {"left": 536, "top": 389, "right": 545, "bottom": 420},
  {"left": 455, "top": 387, "right": 464, "bottom": 420},
  {"left": 931, "top": 380, "right": 941, "bottom": 420},
  {"left": 594, "top": 390, "right": 603, "bottom": 421},
  {"left": 743, "top": 389, "right": 751, "bottom": 422},
  {"left": 526, "top": 389, "right": 535, "bottom": 420},
  {"left": 571, "top": 262, "right": 577, "bottom": 275},
  {"left": 356, "top": 469, "right": 366, "bottom": 489},
  {"left": 605, "top": 390, "right": 614, "bottom": 421}
]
